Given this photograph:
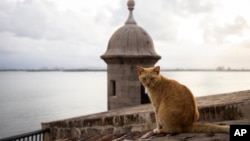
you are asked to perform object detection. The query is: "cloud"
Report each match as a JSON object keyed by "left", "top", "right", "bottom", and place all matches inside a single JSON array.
[
  {"left": 162, "top": 0, "right": 216, "bottom": 17},
  {"left": 201, "top": 16, "right": 249, "bottom": 44},
  {"left": 0, "top": 0, "right": 250, "bottom": 69},
  {"left": 0, "top": 0, "right": 53, "bottom": 39},
  {"left": 0, "top": 0, "right": 115, "bottom": 69},
  {"left": 0, "top": 0, "right": 116, "bottom": 42},
  {"left": 241, "top": 40, "right": 250, "bottom": 48}
]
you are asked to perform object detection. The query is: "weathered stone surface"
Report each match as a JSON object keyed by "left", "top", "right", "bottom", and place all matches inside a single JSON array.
[
  {"left": 53, "top": 119, "right": 250, "bottom": 141},
  {"left": 42, "top": 90, "right": 250, "bottom": 141}
]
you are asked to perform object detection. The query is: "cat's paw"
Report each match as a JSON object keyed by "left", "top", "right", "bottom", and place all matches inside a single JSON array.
[{"left": 153, "top": 128, "right": 161, "bottom": 134}]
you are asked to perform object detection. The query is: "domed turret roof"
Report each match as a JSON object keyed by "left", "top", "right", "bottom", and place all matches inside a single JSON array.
[{"left": 101, "top": 0, "right": 161, "bottom": 60}]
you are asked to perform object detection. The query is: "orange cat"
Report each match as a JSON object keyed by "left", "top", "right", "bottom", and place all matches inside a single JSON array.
[{"left": 137, "top": 65, "right": 229, "bottom": 133}]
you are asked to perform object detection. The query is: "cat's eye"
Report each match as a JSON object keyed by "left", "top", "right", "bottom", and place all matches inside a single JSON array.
[
  {"left": 142, "top": 78, "right": 146, "bottom": 81},
  {"left": 150, "top": 77, "right": 155, "bottom": 81}
]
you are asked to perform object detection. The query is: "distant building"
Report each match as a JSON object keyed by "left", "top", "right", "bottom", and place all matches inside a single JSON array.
[
  {"left": 101, "top": 0, "right": 161, "bottom": 110},
  {"left": 216, "top": 66, "right": 225, "bottom": 71}
]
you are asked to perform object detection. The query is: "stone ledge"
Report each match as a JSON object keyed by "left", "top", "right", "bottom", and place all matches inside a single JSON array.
[
  {"left": 42, "top": 90, "right": 250, "bottom": 141},
  {"left": 54, "top": 120, "right": 250, "bottom": 141}
]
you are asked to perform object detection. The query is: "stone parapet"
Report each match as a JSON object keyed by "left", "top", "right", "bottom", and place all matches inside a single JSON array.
[{"left": 42, "top": 90, "right": 250, "bottom": 141}]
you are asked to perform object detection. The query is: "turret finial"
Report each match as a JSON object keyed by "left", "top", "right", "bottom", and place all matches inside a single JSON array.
[{"left": 125, "top": 0, "right": 137, "bottom": 25}]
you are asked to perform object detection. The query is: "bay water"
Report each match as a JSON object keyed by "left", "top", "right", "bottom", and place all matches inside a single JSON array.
[{"left": 0, "top": 71, "right": 250, "bottom": 138}]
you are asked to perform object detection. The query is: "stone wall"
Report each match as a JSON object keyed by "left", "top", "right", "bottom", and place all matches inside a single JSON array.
[{"left": 41, "top": 90, "right": 250, "bottom": 141}]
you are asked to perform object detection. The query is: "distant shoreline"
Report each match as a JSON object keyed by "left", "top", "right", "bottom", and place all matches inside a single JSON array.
[
  {"left": 1, "top": 68, "right": 250, "bottom": 72},
  {"left": 0, "top": 69, "right": 106, "bottom": 72}
]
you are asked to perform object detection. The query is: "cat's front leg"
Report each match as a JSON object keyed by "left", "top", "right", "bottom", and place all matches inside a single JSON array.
[{"left": 153, "top": 112, "right": 162, "bottom": 133}]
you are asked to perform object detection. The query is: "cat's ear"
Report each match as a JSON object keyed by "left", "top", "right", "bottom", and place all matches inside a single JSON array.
[
  {"left": 137, "top": 65, "right": 144, "bottom": 75},
  {"left": 153, "top": 66, "right": 160, "bottom": 74}
]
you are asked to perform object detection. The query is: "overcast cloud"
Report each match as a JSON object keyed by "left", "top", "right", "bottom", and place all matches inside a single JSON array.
[{"left": 0, "top": 0, "right": 250, "bottom": 69}]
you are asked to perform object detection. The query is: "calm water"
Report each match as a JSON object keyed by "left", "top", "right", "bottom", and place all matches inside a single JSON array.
[{"left": 0, "top": 71, "right": 250, "bottom": 138}]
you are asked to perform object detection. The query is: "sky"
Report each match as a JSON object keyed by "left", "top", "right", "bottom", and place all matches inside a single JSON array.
[{"left": 0, "top": 0, "right": 250, "bottom": 69}]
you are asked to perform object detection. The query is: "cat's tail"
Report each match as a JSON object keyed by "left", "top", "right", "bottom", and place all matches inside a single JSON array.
[{"left": 185, "top": 122, "right": 229, "bottom": 133}]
